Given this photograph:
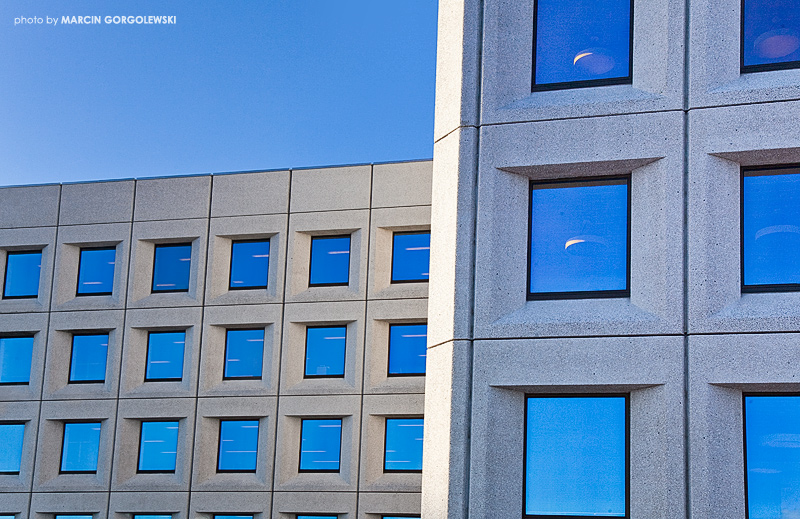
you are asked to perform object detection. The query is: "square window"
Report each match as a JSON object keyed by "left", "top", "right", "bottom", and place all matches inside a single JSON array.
[
  {"left": 76, "top": 247, "right": 116, "bottom": 296},
  {"left": 391, "top": 232, "right": 430, "bottom": 283},
  {"left": 145, "top": 331, "right": 186, "bottom": 382},
  {"left": 151, "top": 243, "right": 192, "bottom": 293},
  {"left": 217, "top": 419, "right": 259, "bottom": 472},
  {"left": 529, "top": 177, "right": 630, "bottom": 299},
  {"left": 3, "top": 250, "right": 42, "bottom": 299},
  {"left": 742, "top": 0, "right": 800, "bottom": 72},
  {"left": 388, "top": 324, "right": 427, "bottom": 376},
  {"left": 223, "top": 329, "right": 264, "bottom": 380},
  {"left": 384, "top": 418, "right": 424, "bottom": 472},
  {"left": 0, "top": 336, "right": 34, "bottom": 385},
  {"left": 138, "top": 421, "right": 179, "bottom": 473},
  {"left": 229, "top": 239, "right": 270, "bottom": 290},
  {"left": 524, "top": 395, "right": 628, "bottom": 518},
  {"left": 60, "top": 422, "right": 102, "bottom": 473},
  {"left": 299, "top": 418, "right": 342, "bottom": 472},
  {"left": 304, "top": 326, "right": 346, "bottom": 378},
  {"left": 0, "top": 422, "right": 25, "bottom": 474},
  {"left": 532, "top": 0, "right": 632, "bottom": 90},
  {"left": 309, "top": 236, "right": 350, "bottom": 286},
  {"left": 742, "top": 166, "right": 800, "bottom": 291},
  {"left": 69, "top": 334, "right": 109, "bottom": 384},
  {"left": 744, "top": 395, "right": 800, "bottom": 519}
]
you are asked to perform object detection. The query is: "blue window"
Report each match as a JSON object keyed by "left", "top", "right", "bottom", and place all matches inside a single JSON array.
[
  {"left": 145, "top": 331, "right": 185, "bottom": 381},
  {"left": 0, "top": 336, "right": 34, "bottom": 385},
  {"left": 224, "top": 329, "right": 264, "bottom": 380},
  {"left": 529, "top": 178, "right": 629, "bottom": 299},
  {"left": 743, "top": 167, "right": 800, "bottom": 291},
  {"left": 60, "top": 422, "right": 102, "bottom": 473},
  {"left": 76, "top": 247, "right": 116, "bottom": 296},
  {"left": 69, "top": 334, "right": 109, "bottom": 383},
  {"left": 218, "top": 420, "right": 259, "bottom": 472},
  {"left": 138, "top": 421, "right": 179, "bottom": 473},
  {"left": 309, "top": 236, "right": 350, "bottom": 286},
  {"left": 304, "top": 326, "right": 346, "bottom": 378},
  {"left": 229, "top": 239, "right": 270, "bottom": 290},
  {"left": 299, "top": 419, "right": 342, "bottom": 472},
  {"left": 3, "top": 250, "right": 42, "bottom": 299},
  {"left": 55, "top": 516, "right": 93, "bottom": 519},
  {"left": 152, "top": 244, "right": 191, "bottom": 293},
  {"left": 298, "top": 517, "right": 337, "bottom": 519},
  {"left": 743, "top": 0, "right": 800, "bottom": 72},
  {"left": 525, "top": 395, "right": 627, "bottom": 518},
  {"left": 0, "top": 423, "right": 25, "bottom": 474},
  {"left": 744, "top": 395, "right": 800, "bottom": 519},
  {"left": 533, "top": 0, "right": 632, "bottom": 89},
  {"left": 134, "top": 516, "right": 172, "bottom": 519},
  {"left": 388, "top": 324, "right": 427, "bottom": 376},
  {"left": 384, "top": 418, "right": 424, "bottom": 472},
  {"left": 391, "top": 232, "right": 430, "bottom": 283},
  {"left": 214, "top": 516, "right": 253, "bottom": 519}
]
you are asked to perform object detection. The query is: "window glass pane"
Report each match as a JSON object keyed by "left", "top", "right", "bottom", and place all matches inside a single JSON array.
[
  {"left": 299, "top": 419, "right": 342, "bottom": 471},
  {"left": 388, "top": 324, "right": 427, "bottom": 376},
  {"left": 0, "top": 516, "right": 15, "bottom": 519},
  {"left": 743, "top": 0, "right": 800, "bottom": 69},
  {"left": 61, "top": 422, "right": 102, "bottom": 473},
  {"left": 525, "top": 396, "right": 626, "bottom": 517},
  {"left": 134, "top": 516, "right": 172, "bottom": 519},
  {"left": 305, "top": 326, "right": 346, "bottom": 378},
  {"left": 152, "top": 244, "right": 191, "bottom": 292},
  {"left": 534, "top": 0, "right": 631, "bottom": 87},
  {"left": 298, "top": 516, "right": 337, "bottom": 519},
  {"left": 145, "top": 331, "right": 185, "bottom": 381},
  {"left": 0, "top": 336, "right": 33, "bottom": 384},
  {"left": 230, "top": 240, "right": 270, "bottom": 289},
  {"left": 382, "top": 517, "right": 420, "bottom": 519},
  {"left": 69, "top": 334, "right": 109, "bottom": 383},
  {"left": 529, "top": 179, "right": 628, "bottom": 296},
  {"left": 309, "top": 236, "right": 350, "bottom": 286},
  {"left": 218, "top": 420, "right": 259, "bottom": 472},
  {"left": 224, "top": 329, "right": 264, "bottom": 379},
  {"left": 214, "top": 516, "right": 253, "bottom": 519},
  {"left": 3, "top": 251, "right": 42, "bottom": 298},
  {"left": 0, "top": 423, "right": 25, "bottom": 473},
  {"left": 77, "top": 247, "right": 116, "bottom": 295},
  {"left": 138, "top": 421, "right": 179, "bottom": 472},
  {"left": 55, "top": 516, "right": 93, "bottom": 519},
  {"left": 384, "top": 418, "right": 424, "bottom": 472},
  {"left": 391, "top": 232, "right": 430, "bottom": 282},
  {"left": 745, "top": 395, "right": 800, "bottom": 519},
  {"left": 743, "top": 169, "right": 800, "bottom": 287}
]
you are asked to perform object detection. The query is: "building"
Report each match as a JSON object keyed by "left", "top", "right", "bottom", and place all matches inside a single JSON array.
[{"left": 0, "top": 161, "right": 432, "bottom": 518}]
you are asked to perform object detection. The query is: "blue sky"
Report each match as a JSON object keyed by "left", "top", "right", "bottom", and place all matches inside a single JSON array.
[{"left": 0, "top": 1, "right": 438, "bottom": 187}]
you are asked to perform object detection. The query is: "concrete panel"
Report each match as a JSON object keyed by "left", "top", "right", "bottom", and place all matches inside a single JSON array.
[
  {"left": 30, "top": 492, "right": 107, "bottom": 518},
  {"left": 51, "top": 223, "right": 131, "bottom": 311},
  {"left": 0, "top": 185, "right": 60, "bottom": 229},
  {"left": 363, "top": 298, "right": 427, "bottom": 395},
  {"left": 43, "top": 310, "right": 124, "bottom": 400},
  {"left": 110, "top": 492, "right": 189, "bottom": 519},
  {"left": 134, "top": 176, "right": 211, "bottom": 221},
  {"left": 0, "top": 400, "right": 40, "bottom": 493},
  {"left": 290, "top": 165, "right": 371, "bottom": 213},
  {"left": 280, "top": 301, "right": 366, "bottom": 397},
  {"left": 0, "top": 312, "right": 49, "bottom": 401},
  {"left": 59, "top": 181, "right": 135, "bottom": 225},
  {"left": 272, "top": 491, "right": 356, "bottom": 519},
  {"left": 0, "top": 493, "right": 30, "bottom": 519},
  {"left": 358, "top": 492, "right": 421, "bottom": 519},
  {"left": 199, "top": 304, "right": 283, "bottom": 397},
  {"left": 358, "top": 393, "right": 425, "bottom": 493},
  {"left": 191, "top": 396, "right": 277, "bottom": 492},
  {"left": 367, "top": 206, "right": 430, "bottom": 301},
  {"left": 0, "top": 226, "right": 57, "bottom": 315},
  {"left": 480, "top": 0, "right": 684, "bottom": 125},
  {"left": 189, "top": 491, "right": 271, "bottom": 518},
  {"left": 205, "top": 214, "right": 287, "bottom": 306},
  {"left": 371, "top": 161, "right": 433, "bottom": 208},
  {"left": 473, "top": 112, "right": 684, "bottom": 338},
  {"left": 211, "top": 170, "right": 290, "bottom": 217}
]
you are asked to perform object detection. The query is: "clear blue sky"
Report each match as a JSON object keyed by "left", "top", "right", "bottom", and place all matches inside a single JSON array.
[{"left": 0, "top": 1, "right": 438, "bottom": 187}]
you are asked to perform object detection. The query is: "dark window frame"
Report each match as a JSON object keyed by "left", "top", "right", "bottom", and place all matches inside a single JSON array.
[
  {"left": 222, "top": 328, "right": 265, "bottom": 381},
  {"left": 144, "top": 330, "right": 186, "bottom": 382},
  {"left": 308, "top": 235, "right": 352, "bottom": 288},
  {"left": 0, "top": 421, "right": 26, "bottom": 475},
  {"left": 740, "top": 0, "right": 800, "bottom": 73},
  {"left": 297, "top": 417, "right": 343, "bottom": 474},
  {"left": 216, "top": 418, "right": 259, "bottom": 474},
  {"left": 522, "top": 393, "right": 630, "bottom": 519},
  {"left": 67, "top": 332, "right": 110, "bottom": 385},
  {"left": 386, "top": 323, "right": 427, "bottom": 378},
  {"left": 228, "top": 238, "right": 270, "bottom": 291},
  {"left": 527, "top": 175, "right": 632, "bottom": 301},
  {"left": 59, "top": 420, "right": 103, "bottom": 475},
  {"left": 382, "top": 416, "right": 424, "bottom": 474},
  {"left": 530, "top": 0, "right": 634, "bottom": 92},
  {"left": 2, "top": 250, "right": 43, "bottom": 300},
  {"left": 390, "top": 231, "right": 431, "bottom": 284},
  {"left": 741, "top": 164, "right": 800, "bottom": 293},
  {"left": 75, "top": 246, "right": 116, "bottom": 297},
  {"left": 0, "top": 333, "right": 35, "bottom": 386},
  {"left": 303, "top": 325, "right": 347, "bottom": 380},
  {"left": 150, "top": 243, "right": 192, "bottom": 294},
  {"left": 136, "top": 419, "right": 180, "bottom": 474}
]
